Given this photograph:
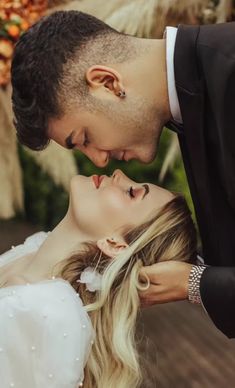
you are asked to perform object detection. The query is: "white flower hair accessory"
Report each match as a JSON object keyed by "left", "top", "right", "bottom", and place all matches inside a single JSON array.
[{"left": 78, "top": 267, "right": 102, "bottom": 292}]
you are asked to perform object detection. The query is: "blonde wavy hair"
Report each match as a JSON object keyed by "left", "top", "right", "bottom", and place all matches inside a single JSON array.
[{"left": 55, "top": 195, "right": 197, "bottom": 388}]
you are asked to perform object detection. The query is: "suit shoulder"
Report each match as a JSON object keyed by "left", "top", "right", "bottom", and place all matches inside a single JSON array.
[{"left": 197, "top": 22, "right": 235, "bottom": 59}]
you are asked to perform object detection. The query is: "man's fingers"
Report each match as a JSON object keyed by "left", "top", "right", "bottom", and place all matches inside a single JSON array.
[
  {"left": 139, "top": 283, "right": 175, "bottom": 305},
  {"left": 139, "top": 265, "right": 155, "bottom": 277},
  {"left": 139, "top": 268, "right": 149, "bottom": 283},
  {"left": 139, "top": 283, "right": 158, "bottom": 297},
  {"left": 139, "top": 264, "right": 162, "bottom": 284},
  {"left": 139, "top": 284, "right": 167, "bottom": 306},
  {"left": 139, "top": 266, "right": 158, "bottom": 285},
  {"left": 139, "top": 261, "right": 191, "bottom": 305},
  {"left": 139, "top": 283, "right": 167, "bottom": 298}
]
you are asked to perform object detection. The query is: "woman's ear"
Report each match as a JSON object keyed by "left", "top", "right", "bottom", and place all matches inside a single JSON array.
[
  {"left": 97, "top": 236, "right": 129, "bottom": 258},
  {"left": 85, "top": 65, "right": 124, "bottom": 97}
]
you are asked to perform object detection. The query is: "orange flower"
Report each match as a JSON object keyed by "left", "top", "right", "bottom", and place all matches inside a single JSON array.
[
  {"left": 0, "top": 0, "right": 48, "bottom": 86},
  {"left": 0, "top": 10, "right": 7, "bottom": 20},
  {"left": 7, "top": 24, "right": 21, "bottom": 39},
  {"left": 29, "top": 11, "right": 40, "bottom": 22},
  {"left": 21, "top": 20, "right": 29, "bottom": 31},
  {"left": 0, "top": 59, "right": 11, "bottom": 86},
  {"left": 0, "top": 40, "right": 14, "bottom": 58}
]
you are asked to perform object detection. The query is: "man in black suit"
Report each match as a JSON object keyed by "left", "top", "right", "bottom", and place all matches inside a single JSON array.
[{"left": 11, "top": 11, "right": 235, "bottom": 337}]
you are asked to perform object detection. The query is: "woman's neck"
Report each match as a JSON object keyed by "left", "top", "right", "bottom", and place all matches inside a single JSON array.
[{"left": 25, "top": 211, "right": 91, "bottom": 281}]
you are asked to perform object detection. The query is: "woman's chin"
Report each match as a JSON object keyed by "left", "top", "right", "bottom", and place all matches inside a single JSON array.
[{"left": 70, "top": 174, "right": 86, "bottom": 192}]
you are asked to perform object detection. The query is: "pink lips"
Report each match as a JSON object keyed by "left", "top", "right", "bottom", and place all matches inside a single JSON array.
[{"left": 92, "top": 175, "right": 104, "bottom": 189}]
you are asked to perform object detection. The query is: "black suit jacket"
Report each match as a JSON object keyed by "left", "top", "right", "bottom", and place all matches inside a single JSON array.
[{"left": 168, "top": 22, "right": 235, "bottom": 338}]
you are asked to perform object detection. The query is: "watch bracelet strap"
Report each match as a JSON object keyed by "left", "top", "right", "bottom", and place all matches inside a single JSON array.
[{"left": 188, "top": 265, "right": 207, "bottom": 304}]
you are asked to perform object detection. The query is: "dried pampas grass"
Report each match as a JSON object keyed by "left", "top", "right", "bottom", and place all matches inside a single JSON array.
[
  {"left": 0, "top": 85, "right": 78, "bottom": 219},
  {"left": 216, "top": 0, "right": 233, "bottom": 22},
  {"left": 0, "top": 85, "right": 23, "bottom": 219},
  {"left": 48, "top": 0, "right": 210, "bottom": 38},
  {"left": 104, "top": 0, "right": 209, "bottom": 38},
  {"left": 105, "top": 0, "right": 158, "bottom": 38},
  {"left": 159, "top": 132, "right": 179, "bottom": 182},
  {"left": 26, "top": 142, "right": 78, "bottom": 192},
  {"left": 47, "top": 0, "right": 128, "bottom": 20}
]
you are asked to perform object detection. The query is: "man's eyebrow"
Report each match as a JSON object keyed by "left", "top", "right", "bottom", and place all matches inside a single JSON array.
[{"left": 65, "top": 131, "right": 75, "bottom": 149}]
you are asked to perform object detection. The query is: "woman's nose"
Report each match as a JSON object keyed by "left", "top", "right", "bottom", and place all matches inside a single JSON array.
[
  {"left": 112, "top": 170, "right": 145, "bottom": 196},
  {"left": 112, "top": 169, "right": 126, "bottom": 181},
  {"left": 112, "top": 169, "right": 135, "bottom": 186}
]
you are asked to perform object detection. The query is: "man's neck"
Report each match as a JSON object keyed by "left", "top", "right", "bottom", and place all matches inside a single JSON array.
[{"left": 136, "top": 37, "right": 171, "bottom": 123}]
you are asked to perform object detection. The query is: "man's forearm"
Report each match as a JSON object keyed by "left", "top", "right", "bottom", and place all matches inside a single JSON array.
[{"left": 200, "top": 266, "right": 235, "bottom": 338}]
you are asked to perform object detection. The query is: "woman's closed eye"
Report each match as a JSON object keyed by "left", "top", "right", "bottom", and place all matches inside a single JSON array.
[
  {"left": 127, "top": 186, "right": 135, "bottom": 198},
  {"left": 126, "top": 185, "right": 150, "bottom": 200}
]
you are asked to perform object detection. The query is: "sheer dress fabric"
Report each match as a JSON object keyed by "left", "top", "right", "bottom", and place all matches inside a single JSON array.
[{"left": 0, "top": 232, "right": 94, "bottom": 388}]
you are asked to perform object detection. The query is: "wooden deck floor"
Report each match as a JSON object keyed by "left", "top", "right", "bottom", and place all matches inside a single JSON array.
[
  {"left": 1, "top": 220, "right": 235, "bottom": 388},
  {"left": 139, "top": 302, "right": 235, "bottom": 387}
]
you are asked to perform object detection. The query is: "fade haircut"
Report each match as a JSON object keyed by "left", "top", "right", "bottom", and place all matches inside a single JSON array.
[{"left": 11, "top": 11, "right": 135, "bottom": 150}]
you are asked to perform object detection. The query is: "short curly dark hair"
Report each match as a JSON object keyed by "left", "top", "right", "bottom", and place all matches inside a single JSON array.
[{"left": 11, "top": 11, "right": 123, "bottom": 150}]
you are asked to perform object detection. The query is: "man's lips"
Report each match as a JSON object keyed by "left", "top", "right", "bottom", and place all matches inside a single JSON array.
[
  {"left": 92, "top": 175, "right": 105, "bottom": 189},
  {"left": 119, "top": 151, "right": 125, "bottom": 161},
  {"left": 110, "top": 151, "right": 125, "bottom": 161}
]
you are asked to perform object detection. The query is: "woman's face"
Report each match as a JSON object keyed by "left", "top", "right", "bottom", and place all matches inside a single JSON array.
[{"left": 69, "top": 169, "right": 174, "bottom": 240}]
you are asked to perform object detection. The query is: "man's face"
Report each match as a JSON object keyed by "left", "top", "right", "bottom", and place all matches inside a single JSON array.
[{"left": 49, "top": 99, "right": 164, "bottom": 168}]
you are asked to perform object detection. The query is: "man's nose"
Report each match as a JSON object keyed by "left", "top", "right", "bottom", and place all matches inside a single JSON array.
[{"left": 84, "top": 147, "right": 109, "bottom": 168}]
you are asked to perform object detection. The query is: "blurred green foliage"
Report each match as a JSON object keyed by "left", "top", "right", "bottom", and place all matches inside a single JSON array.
[
  {"left": 19, "top": 127, "right": 196, "bottom": 230},
  {"left": 19, "top": 145, "right": 69, "bottom": 228}
]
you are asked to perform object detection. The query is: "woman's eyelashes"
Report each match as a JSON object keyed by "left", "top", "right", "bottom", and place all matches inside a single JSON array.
[
  {"left": 126, "top": 185, "right": 149, "bottom": 199},
  {"left": 127, "top": 186, "right": 135, "bottom": 198}
]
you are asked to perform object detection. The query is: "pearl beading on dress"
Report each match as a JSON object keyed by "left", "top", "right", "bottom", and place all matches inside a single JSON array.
[
  {"left": 1, "top": 290, "right": 91, "bottom": 387},
  {"left": 0, "top": 233, "right": 94, "bottom": 388},
  {"left": 0, "top": 301, "right": 89, "bottom": 388}
]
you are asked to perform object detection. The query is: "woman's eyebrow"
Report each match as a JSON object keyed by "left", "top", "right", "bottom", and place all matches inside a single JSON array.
[
  {"left": 65, "top": 131, "right": 75, "bottom": 149},
  {"left": 142, "top": 184, "right": 149, "bottom": 199}
]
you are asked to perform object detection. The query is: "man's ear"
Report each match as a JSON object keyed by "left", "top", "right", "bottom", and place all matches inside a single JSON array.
[
  {"left": 85, "top": 65, "right": 124, "bottom": 96},
  {"left": 97, "top": 236, "right": 129, "bottom": 258}
]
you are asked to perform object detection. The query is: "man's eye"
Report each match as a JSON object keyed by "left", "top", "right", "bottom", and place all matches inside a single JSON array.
[
  {"left": 83, "top": 133, "right": 89, "bottom": 147},
  {"left": 127, "top": 186, "right": 135, "bottom": 198}
]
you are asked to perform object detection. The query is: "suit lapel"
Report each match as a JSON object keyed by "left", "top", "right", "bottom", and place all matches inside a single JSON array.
[{"left": 171, "top": 25, "right": 215, "bottom": 257}]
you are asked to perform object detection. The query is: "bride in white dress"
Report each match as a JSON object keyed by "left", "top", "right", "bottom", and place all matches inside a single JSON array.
[{"left": 0, "top": 169, "right": 197, "bottom": 388}]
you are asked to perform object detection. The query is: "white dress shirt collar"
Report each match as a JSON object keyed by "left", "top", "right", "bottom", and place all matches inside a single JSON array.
[{"left": 164, "top": 26, "right": 183, "bottom": 124}]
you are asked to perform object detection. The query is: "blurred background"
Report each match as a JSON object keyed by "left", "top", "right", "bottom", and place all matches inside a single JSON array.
[{"left": 0, "top": 1, "right": 235, "bottom": 387}]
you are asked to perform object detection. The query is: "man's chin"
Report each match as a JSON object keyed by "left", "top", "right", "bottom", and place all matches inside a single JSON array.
[
  {"left": 124, "top": 147, "right": 157, "bottom": 164},
  {"left": 129, "top": 154, "right": 156, "bottom": 164}
]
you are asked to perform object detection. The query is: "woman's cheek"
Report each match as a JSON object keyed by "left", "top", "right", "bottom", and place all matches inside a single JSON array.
[{"left": 101, "top": 192, "right": 129, "bottom": 218}]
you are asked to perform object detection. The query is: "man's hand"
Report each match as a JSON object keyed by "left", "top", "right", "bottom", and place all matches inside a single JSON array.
[{"left": 139, "top": 261, "right": 193, "bottom": 306}]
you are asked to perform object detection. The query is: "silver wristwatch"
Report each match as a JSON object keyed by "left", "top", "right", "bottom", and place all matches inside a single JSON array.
[{"left": 188, "top": 265, "right": 206, "bottom": 304}]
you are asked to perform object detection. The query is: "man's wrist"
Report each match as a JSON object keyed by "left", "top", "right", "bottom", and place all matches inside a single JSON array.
[{"left": 188, "top": 265, "right": 206, "bottom": 304}]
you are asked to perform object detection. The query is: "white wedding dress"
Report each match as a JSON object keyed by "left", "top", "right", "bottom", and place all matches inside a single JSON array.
[{"left": 0, "top": 232, "right": 94, "bottom": 388}]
